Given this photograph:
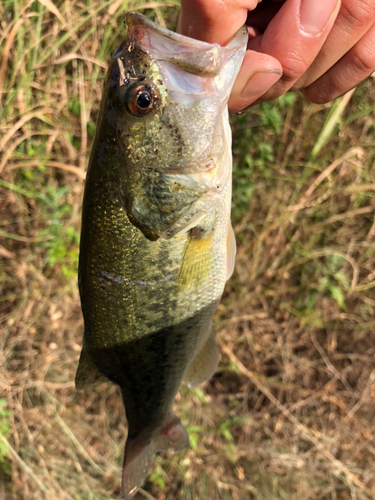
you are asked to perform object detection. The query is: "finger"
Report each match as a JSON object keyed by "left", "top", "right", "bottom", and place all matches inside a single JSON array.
[
  {"left": 302, "top": 22, "right": 375, "bottom": 103},
  {"left": 228, "top": 50, "right": 282, "bottom": 113},
  {"left": 246, "top": 0, "right": 341, "bottom": 103},
  {"left": 294, "top": 0, "right": 375, "bottom": 90},
  {"left": 178, "top": 0, "right": 258, "bottom": 45}
]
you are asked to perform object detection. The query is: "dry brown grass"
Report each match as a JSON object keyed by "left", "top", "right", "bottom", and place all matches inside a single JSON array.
[{"left": 1, "top": 1, "right": 375, "bottom": 499}]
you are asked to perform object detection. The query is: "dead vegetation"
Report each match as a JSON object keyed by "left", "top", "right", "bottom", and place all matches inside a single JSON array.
[{"left": 1, "top": 1, "right": 375, "bottom": 499}]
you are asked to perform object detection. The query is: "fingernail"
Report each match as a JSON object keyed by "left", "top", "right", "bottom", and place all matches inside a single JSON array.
[
  {"left": 300, "top": 0, "right": 338, "bottom": 35},
  {"left": 240, "top": 70, "right": 282, "bottom": 99}
]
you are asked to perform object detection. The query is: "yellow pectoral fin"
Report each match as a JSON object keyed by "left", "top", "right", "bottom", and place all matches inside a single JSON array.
[{"left": 178, "top": 229, "right": 214, "bottom": 291}]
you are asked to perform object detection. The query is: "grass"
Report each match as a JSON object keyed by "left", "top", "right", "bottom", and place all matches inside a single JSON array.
[{"left": 1, "top": 1, "right": 375, "bottom": 499}]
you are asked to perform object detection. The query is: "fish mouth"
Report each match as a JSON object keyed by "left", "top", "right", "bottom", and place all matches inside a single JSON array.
[{"left": 125, "top": 12, "right": 224, "bottom": 78}]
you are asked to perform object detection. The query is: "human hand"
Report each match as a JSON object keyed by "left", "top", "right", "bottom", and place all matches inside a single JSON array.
[{"left": 178, "top": 0, "right": 375, "bottom": 113}]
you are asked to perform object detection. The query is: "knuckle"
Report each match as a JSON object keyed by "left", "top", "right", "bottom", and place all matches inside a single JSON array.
[
  {"left": 280, "top": 53, "right": 310, "bottom": 84},
  {"left": 351, "top": 37, "right": 375, "bottom": 74},
  {"left": 352, "top": 51, "right": 375, "bottom": 74},
  {"left": 325, "top": 75, "right": 349, "bottom": 98},
  {"left": 302, "top": 77, "right": 344, "bottom": 104},
  {"left": 340, "top": 0, "right": 375, "bottom": 29},
  {"left": 302, "top": 87, "right": 331, "bottom": 105},
  {"left": 255, "top": 86, "right": 286, "bottom": 103}
]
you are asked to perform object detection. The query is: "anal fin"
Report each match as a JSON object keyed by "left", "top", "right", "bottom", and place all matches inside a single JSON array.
[
  {"left": 75, "top": 344, "right": 109, "bottom": 390},
  {"left": 184, "top": 329, "right": 220, "bottom": 387}
]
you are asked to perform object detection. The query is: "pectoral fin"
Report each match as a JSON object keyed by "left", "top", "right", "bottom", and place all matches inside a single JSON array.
[
  {"left": 75, "top": 344, "right": 109, "bottom": 390},
  {"left": 184, "top": 329, "right": 220, "bottom": 387},
  {"left": 179, "top": 228, "right": 214, "bottom": 290}
]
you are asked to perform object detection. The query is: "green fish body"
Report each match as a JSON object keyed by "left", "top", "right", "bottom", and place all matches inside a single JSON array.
[{"left": 76, "top": 13, "right": 247, "bottom": 499}]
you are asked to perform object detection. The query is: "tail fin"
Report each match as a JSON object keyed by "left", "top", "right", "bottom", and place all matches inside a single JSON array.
[{"left": 122, "top": 414, "right": 189, "bottom": 499}]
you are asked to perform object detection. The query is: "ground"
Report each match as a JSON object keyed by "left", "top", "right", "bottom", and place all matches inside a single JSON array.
[{"left": 1, "top": 2, "right": 375, "bottom": 499}]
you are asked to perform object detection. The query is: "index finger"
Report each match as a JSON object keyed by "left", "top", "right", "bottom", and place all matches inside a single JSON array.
[{"left": 178, "top": 0, "right": 258, "bottom": 45}]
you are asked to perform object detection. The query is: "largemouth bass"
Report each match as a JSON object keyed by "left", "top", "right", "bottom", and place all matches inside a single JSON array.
[{"left": 76, "top": 12, "right": 247, "bottom": 499}]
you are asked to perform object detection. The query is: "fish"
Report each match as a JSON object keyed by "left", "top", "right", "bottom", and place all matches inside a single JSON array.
[{"left": 76, "top": 12, "right": 247, "bottom": 499}]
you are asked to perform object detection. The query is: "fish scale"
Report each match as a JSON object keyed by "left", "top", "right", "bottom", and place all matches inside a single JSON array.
[{"left": 76, "top": 12, "right": 247, "bottom": 499}]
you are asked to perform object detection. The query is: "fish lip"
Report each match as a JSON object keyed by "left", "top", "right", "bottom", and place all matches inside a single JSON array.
[
  {"left": 125, "top": 11, "right": 224, "bottom": 78},
  {"left": 125, "top": 11, "right": 221, "bottom": 53}
]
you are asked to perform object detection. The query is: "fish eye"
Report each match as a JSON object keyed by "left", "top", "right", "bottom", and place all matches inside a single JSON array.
[
  {"left": 125, "top": 84, "right": 156, "bottom": 117},
  {"left": 137, "top": 92, "right": 151, "bottom": 109}
]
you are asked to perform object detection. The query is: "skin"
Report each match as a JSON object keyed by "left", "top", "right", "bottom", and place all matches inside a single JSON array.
[{"left": 178, "top": 0, "right": 375, "bottom": 113}]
